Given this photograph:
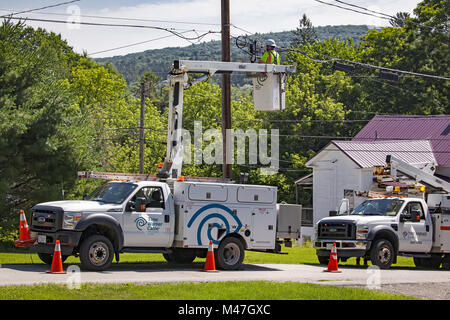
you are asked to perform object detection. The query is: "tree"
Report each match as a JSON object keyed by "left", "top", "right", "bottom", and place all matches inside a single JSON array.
[
  {"left": 0, "top": 21, "right": 85, "bottom": 231},
  {"left": 291, "top": 14, "right": 318, "bottom": 47}
]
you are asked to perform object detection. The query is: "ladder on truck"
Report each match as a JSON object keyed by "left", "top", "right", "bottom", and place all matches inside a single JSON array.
[{"left": 79, "top": 60, "right": 296, "bottom": 182}]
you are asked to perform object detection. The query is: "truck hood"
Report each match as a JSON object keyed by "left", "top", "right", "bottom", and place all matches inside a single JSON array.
[
  {"left": 35, "top": 200, "right": 123, "bottom": 213},
  {"left": 318, "top": 215, "right": 396, "bottom": 225}
]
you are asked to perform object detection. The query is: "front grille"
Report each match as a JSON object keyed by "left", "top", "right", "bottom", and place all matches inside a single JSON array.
[
  {"left": 31, "top": 207, "right": 62, "bottom": 232},
  {"left": 318, "top": 222, "right": 355, "bottom": 240}
]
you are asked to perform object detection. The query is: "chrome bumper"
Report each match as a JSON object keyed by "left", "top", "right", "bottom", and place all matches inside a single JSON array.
[{"left": 313, "top": 239, "right": 369, "bottom": 250}]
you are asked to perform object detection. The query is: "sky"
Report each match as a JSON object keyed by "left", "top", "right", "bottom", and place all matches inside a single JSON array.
[{"left": 0, "top": 0, "right": 423, "bottom": 58}]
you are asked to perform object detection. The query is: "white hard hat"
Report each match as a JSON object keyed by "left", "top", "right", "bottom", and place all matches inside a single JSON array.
[{"left": 265, "top": 39, "right": 276, "bottom": 47}]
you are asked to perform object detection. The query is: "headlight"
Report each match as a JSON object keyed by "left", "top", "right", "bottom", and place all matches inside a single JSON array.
[
  {"left": 356, "top": 226, "right": 369, "bottom": 239},
  {"left": 63, "top": 212, "right": 83, "bottom": 230}
]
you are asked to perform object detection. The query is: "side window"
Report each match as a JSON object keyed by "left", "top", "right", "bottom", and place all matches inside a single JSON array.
[
  {"left": 405, "top": 202, "right": 424, "bottom": 221},
  {"left": 132, "top": 187, "right": 164, "bottom": 209}
]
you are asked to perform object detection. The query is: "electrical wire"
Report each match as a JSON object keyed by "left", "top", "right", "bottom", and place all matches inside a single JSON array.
[
  {"left": 89, "top": 31, "right": 192, "bottom": 56},
  {"left": 0, "top": 8, "right": 221, "bottom": 27},
  {"left": 5, "top": 16, "right": 221, "bottom": 43}
]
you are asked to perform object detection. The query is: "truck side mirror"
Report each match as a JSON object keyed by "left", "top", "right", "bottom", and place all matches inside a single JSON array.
[
  {"left": 329, "top": 210, "right": 337, "bottom": 217},
  {"left": 135, "top": 197, "right": 147, "bottom": 212}
]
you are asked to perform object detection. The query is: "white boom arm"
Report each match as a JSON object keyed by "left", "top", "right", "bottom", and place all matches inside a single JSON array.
[
  {"left": 157, "top": 60, "right": 296, "bottom": 180},
  {"left": 387, "top": 155, "right": 450, "bottom": 193}
]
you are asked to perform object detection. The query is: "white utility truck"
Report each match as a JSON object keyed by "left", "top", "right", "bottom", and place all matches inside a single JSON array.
[
  {"left": 28, "top": 60, "right": 301, "bottom": 271},
  {"left": 314, "top": 155, "right": 450, "bottom": 269}
]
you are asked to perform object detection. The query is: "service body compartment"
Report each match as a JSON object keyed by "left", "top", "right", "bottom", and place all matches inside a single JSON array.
[
  {"left": 432, "top": 213, "right": 450, "bottom": 253},
  {"left": 276, "top": 204, "right": 302, "bottom": 239},
  {"left": 172, "top": 181, "right": 277, "bottom": 250}
]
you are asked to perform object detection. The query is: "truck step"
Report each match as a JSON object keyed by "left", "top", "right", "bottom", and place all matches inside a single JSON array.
[{"left": 122, "top": 247, "right": 172, "bottom": 254}]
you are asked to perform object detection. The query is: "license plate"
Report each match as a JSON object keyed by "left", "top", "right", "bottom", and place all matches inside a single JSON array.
[
  {"left": 326, "top": 243, "right": 333, "bottom": 250},
  {"left": 38, "top": 235, "right": 46, "bottom": 244}
]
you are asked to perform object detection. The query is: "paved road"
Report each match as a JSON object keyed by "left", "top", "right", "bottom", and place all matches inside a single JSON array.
[{"left": 1, "top": 263, "right": 450, "bottom": 297}]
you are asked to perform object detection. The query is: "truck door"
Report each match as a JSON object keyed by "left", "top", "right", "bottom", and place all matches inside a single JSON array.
[
  {"left": 398, "top": 201, "right": 433, "bottom": 252},
  {"left": 122, "top": 186, "right": 173, "bottom": 247}
]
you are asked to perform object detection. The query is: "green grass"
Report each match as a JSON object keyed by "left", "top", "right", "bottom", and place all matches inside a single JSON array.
[
  {"left": 0, "top": 245, "right": 416, "bottom": 268},
  {"left": 0, "top": 281, "right": 417, "bottom": 300}
]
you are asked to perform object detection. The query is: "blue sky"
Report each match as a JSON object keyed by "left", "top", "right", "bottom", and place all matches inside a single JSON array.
[{"left": 1, "top": 0, "right": 422, "bottom": 58}]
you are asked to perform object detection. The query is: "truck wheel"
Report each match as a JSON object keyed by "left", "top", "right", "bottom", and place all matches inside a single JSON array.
[
  {"left": 37, "top": 252, "right": 68, "bottom": 265},
  {"left": 317, "top": 255, "right": 329, "bottom": 265},
  {"left": 370, "top": 239, "right": 395, "bottom": 269},
  {"left": 79, "top": 235, "right": 114, "bottom": 271},
  {"left": 215, "top": 237, "right": 245, "bottom": 270}
]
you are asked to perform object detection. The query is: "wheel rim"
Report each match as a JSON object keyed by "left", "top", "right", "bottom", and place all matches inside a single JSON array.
[
  {"left": 223, "top": 242, "right": 240, "bottom": 266},
  {"left": 89, "top": 241, "right": 109, "bottom": 266},
  {"left": 378, "top": 245, "right": 391, "bottom": 264}
]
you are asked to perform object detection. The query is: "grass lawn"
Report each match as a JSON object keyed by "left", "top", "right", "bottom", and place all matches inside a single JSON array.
[
  {"left": 0, "top": 244, "right": 416, "bottom": 268},
  {"left": 0, "top": 281, "right": 417, "bottom": 300}
]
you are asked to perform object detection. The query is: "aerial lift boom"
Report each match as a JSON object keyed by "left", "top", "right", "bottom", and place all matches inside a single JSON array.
[{"left": 157, "top": 60, "right": 296, "bottom": 180}]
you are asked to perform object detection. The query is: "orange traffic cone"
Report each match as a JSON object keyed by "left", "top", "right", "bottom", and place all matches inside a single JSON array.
[
  {"left": 324, "top": 243, "right": 342, "bottom": 273},
  {"left": 202, "top": 241, "right": 219, "bottom": 272},
  {"left": 15, "top": 210, "right": 36, "bottom": 247},
  {"left": 46, "top": 240, "right": 66, "bottom": 274}
]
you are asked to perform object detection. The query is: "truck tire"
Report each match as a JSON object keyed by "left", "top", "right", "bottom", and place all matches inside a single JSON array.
[
  {"left": 79, "top": 235, "right": 114, "bottom": 271},
  {"left": 370, "top": 239, "right": 395, "bottom": 269},
  {"left": 37, "top": 252, "right": 68, "bottom": 265},
  {"left": 215, "top": 237, "right": 245, "bottom": 270}
]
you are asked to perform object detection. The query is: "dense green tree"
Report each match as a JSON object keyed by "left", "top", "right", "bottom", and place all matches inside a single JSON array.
[{"left": 0, "top": 21, "right": 84, "bottom": 229}]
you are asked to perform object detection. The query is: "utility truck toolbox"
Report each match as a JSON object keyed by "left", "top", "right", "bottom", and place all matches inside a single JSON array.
[{"left": 173, "top": 181, "right": 278, "bottom": 250}]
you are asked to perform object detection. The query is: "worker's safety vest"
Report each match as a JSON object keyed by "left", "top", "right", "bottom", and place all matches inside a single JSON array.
[{"left": 261, "top": 50, "right": 280, "bottom": 65}]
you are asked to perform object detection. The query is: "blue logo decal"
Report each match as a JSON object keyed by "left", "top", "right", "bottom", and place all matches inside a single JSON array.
[{"left": 187, "top": 203, "right": 242, "bottom": 245}]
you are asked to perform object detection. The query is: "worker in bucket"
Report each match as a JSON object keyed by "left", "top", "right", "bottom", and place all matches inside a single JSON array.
[{"left": 259, "top": 39, "right": 280, "bottom": 65}]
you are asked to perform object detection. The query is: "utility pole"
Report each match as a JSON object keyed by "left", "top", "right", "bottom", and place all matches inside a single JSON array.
[
  {"left": 221, "top": 0, "right": 232, "bottom": 180},
  {"left": 139, "top": 81, "right": 145, "bottom": 174}
]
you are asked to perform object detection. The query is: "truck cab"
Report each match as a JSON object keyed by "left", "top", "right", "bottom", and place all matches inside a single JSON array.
[
  {"left": 30, "top": 180, "right": 176, "bottom": 270},
  {"left": 314, "top": 197, "right": 436, "bottom": 269}
]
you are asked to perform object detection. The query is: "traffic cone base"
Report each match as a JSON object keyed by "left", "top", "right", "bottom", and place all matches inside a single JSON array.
[
  {"left": 202, "top": 241, "right": 219, "bottom": 272},
  {"left": 15, "top": 210, "right": 36, "bottom": 248},
  {"left": 323, "top": 243, "right": 342, "bottom": 273},
  {"left": 46, "top": 240, "right": 66, "bottom": 274}
]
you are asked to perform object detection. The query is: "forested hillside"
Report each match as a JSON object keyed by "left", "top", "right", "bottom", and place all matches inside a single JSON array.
[{"left": 96, "top": 25, "right": 372, "bottom": 84}]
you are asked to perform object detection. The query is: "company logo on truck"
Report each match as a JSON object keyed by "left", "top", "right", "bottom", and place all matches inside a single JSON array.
[{"left": 187, "top": 203, "right": 242, "bottom": 245}]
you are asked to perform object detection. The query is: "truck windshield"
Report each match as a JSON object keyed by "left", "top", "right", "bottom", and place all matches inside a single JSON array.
[
  {"left": 351, "top": 199, "right": 404, "bottom": 216},
  {"left": 86, "top": 182, "right": 138, "bottom": 204}
]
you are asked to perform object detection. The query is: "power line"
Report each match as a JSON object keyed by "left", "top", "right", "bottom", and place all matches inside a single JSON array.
[
  {"left": 333, "top": 0, "right": 443, "bottom": 31},
  {"left": 0, "top": 0, "right": 80, "bottom": 18},
  {"left": 5, "top": 16, "right": 221, "bottom": 42},
  {"left": 0, "top": 9, "right": 221, "bottom": 27},
  {"left": 278, "top": 46, "right": 450, "bottom": 81},
  {"left": 89, "top": 32, "right": 191, "bottom": 56}
]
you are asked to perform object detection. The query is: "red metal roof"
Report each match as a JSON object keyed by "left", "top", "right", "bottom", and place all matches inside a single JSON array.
[{"left": 353, "top": 115, "right": 450, "bottom": 166}]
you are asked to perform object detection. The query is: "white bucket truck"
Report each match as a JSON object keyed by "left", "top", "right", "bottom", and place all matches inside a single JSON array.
[
  {"left": 28, "top": 60, "right": 301, "bottom": 271},
  {"left": 314, "top": 155, "right": 450, "bottom": 269}
]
